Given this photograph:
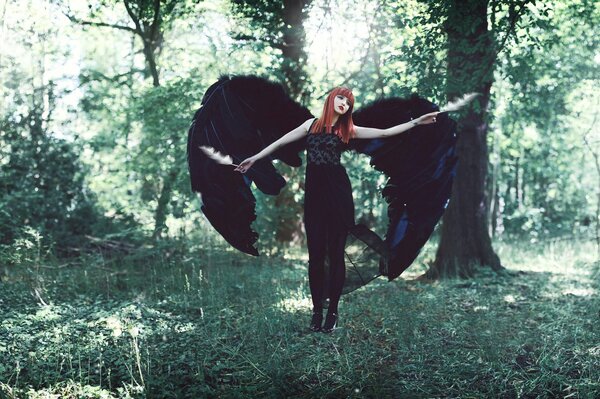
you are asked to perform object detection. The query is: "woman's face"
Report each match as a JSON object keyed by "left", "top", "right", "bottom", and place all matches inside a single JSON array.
[{"left": 333, "top": 94, "right": 351, "bottom": 115}]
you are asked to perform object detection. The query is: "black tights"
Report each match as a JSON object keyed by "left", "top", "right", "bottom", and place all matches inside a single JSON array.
[{"left": 306, "top": 220, "right": 348, "bottom": 315}]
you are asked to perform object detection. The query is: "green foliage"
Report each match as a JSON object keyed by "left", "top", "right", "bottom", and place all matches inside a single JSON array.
[
  {"left": 127, "top": 77, "right": 207, "bottom": 236},
  {"left": 229, "top": 0, "right": 296, "bottom": 42},
  {"left": 344, "top": 152, "right": 389, "bottom": 237},
  {"left": 130, "top": 78, "right": 202, "bottom": 183},
  {"left": 2, "top": 0, "right": 598, "bottom": 254},
  {"left": 0, "top": 111, "right": 100, "bottom": 251},
  {"left": 253, "top": 167, "right": 305, "bottom": 256},
  {"left": 229, "top": 0, "right": 312, "bottom": 100},
  {"left": 490, "top": 0, "right": 600, "bottom": 238},
  {"left": 0, "top": 0, "right": 144, "bottom": 255}
]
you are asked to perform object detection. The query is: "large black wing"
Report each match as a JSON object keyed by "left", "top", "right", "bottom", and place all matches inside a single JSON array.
[
  {"left": 187, "top": 75, "right": 313, "bottom": 255},
  {"left": 346, "top": 95, "right": 458, "bottom": 283}
]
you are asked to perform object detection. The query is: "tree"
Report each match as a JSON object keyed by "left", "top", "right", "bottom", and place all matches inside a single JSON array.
[
  {"left": 230, "top": 0, "right": 312, "bottom": 102},
  {"left": 63, "top": 0, "right": 190, "bottom": 87},
  {"left": 489, "top": 1, "right": 600, "bottom": 241},
  {"left": 427, "top": 0, "right": 531, "bottom": 278},
  {"left": 229, "top": 1, "right": 313, "bottom": 249},
  {"left": 0, "top": 3, "right": 101, "bottom": 251},
  {"left": 63, "top": 0, "right": 201, "bottom": 238}
]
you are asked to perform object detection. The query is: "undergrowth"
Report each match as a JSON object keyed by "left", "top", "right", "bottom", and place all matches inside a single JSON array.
[{"left": 0, "top": 239, "right": 598, "bottom": 398}]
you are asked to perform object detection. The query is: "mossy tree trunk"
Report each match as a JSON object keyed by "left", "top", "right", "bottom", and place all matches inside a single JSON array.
[
  {"left": 428, "top": 0, "right": 503, "bottom": 278},
  {"left": 273, "top": 0, "right": 312, "bottom": 244}
]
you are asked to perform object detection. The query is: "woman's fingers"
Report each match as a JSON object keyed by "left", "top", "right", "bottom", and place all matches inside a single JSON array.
[
  {"left": 234, "top": 159, "right": 253, "bottom": 173},
  {"left": 416, "top": 112, "right": 438, "bottom": 126},
  {"left": 423, "top": 112, "right": 439, "bottom": 124}
]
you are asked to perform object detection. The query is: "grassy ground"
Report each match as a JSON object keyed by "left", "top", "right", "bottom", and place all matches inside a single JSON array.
[{"left": 0, "top": 239, "right": 598, "bottom": 398}]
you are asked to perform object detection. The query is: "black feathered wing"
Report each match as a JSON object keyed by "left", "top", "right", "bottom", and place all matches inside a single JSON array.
[
  {"left": 188, "top": 76, "right": 458, "bottom": 290},
  {"left": 343, "top": 96, "right": 458, "bottom": 287},
  {"left": 187, "top": 75, "right": 313, "bottom": 255}
]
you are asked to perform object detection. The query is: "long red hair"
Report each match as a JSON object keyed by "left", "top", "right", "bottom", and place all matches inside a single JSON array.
[{"left": 311, "top": 87, "right": 356, "bottom": 143}]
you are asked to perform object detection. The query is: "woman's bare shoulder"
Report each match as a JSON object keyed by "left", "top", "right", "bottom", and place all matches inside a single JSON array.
[
  {"left": 304, "top": 117, "right": 317, "bottom": 126},
  {"left": 302, "top": 117, "right": 318, "bottom": 132}
]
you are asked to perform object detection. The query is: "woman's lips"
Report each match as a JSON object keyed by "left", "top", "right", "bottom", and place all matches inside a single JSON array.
[{"left": 338, "top": 106, "right": 344, "bottom": 111}]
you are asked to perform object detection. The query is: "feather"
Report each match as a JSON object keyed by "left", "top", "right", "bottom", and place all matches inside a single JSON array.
[
  {"left": 440, "top": 92, "right": 480, "bottom": 112},
  {"left": 199, "top": 145, "right": 239, "bottom": 167}
]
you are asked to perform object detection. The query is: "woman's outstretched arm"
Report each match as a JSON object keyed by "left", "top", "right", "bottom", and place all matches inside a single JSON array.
[
  {"left": 234, "top": 118, "right": 315, "bottom": 173},
  {"left": 353, "top": 111, "right": 439, "bottom": 139}
]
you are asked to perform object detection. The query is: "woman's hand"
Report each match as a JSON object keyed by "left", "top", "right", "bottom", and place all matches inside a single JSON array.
[
  {"left": 234, "top": 156, "right": 258, "bottom": 173},
  {"left": 416, "top": 111, "right": 440, "bottom": 125}
]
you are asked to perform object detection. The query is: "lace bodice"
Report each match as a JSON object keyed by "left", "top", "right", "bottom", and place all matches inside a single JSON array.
[{"left": 306, "top": 122, "right": 347, "bottom": 166}]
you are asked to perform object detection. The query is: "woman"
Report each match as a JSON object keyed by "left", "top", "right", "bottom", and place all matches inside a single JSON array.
[{"left": 234, "top": 87, "right": 439, "bottom": 333}]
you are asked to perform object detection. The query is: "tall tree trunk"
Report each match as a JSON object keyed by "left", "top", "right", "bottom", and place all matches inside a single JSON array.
[
  {"left": 139, "top": 10, "right": 170, "bottom": 238},
  {"left": 514, "top": 155, "right": 520, "bottom": 208},
  {"left": 272, "top": 0, "right": 312, "bottom": 244},
  {"left": 582, "top": 109, "right": 600, "bottom": 261},
  {"left": 488, "top": 125, "right": 500, "bottom": 237},
  {"left": 491, "top": 185, "right": 501, "bottom": 236},
  {"left": 428, "top": 0, "right": 503, "bottom": 278},
  {"left": 153, "top": 167, "right": 179, "bottom": 239},
  {"left": 142, "top": 42, "right": 161, "bottom": 87},
  {"left": 229, "top": 0, "right": 312, "bottom": 246},
  {"left": 280, "top": 0, "right": 311, "bottom": 102},
  {"left": 68, "top": 0, "right": 172, "bottom": 237},
  {"left": 126, "top": 0, "right": 169, "bottom": 237}
]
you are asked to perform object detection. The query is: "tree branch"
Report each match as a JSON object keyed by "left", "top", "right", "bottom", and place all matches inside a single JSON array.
[
  {"left": 494, "top": 0, "right": 530, "bottom": 58},
  {"left": 472, "top": 0, "right": 532, "bottom": 89},
  {"left": 78, "top": 69, "right": 145, "bottom": 87},
  {"left": 123, "top": 0, "right": 144, "bottom": 37},
  {"left": 64, "top": 13, "right": 137, "bottom": 34}
]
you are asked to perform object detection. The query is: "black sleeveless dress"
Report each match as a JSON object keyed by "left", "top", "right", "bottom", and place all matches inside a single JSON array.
[
  {"left": 303, "top": 120, "right": 354, "bottom": 232},
  {"left": 303, "top": 119, "right": 388, "bottom": 294}
]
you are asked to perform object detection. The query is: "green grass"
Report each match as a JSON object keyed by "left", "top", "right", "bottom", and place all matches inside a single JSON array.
[{"left": 0, "top": 239, "right": 598, "bottom": 398}]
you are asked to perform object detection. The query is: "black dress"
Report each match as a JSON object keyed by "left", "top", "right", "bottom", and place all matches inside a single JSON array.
[
  {"left": 303, "top": 120, "right": 354, "bottom": 233},
  {"left": 302, "top": 119, "right": 352, "bottom": 310},
  {"left": 303, "top": 119, "right": 386, "bottom": 301}
]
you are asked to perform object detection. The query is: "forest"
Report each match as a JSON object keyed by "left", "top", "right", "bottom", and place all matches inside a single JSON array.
[{"left": 0, "top": 0, "right": 598, "bottom": 397}]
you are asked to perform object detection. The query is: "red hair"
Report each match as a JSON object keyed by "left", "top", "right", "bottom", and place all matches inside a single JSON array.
[{"left": 311, "top": 87, "right": 356, "bottom": 143}]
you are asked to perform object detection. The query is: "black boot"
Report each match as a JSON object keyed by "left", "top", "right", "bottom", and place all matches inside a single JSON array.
[
  {"left": 322, "top": 312, "right": 338, "bottom": 333},
  {"left": 309, "top": 310, "right": 323, "bottom": 332}
]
